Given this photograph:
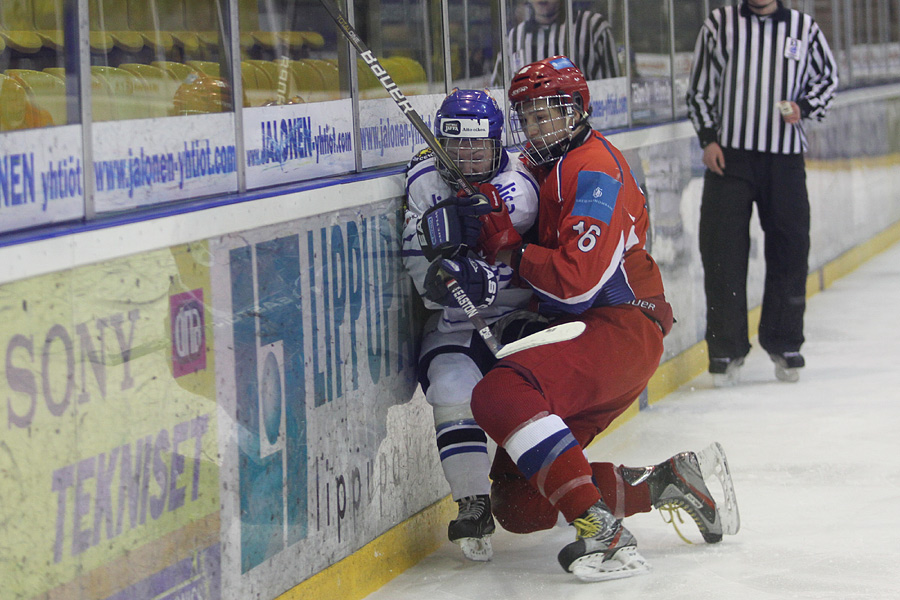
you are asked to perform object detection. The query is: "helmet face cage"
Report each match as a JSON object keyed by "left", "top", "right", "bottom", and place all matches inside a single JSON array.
[
  {"left": 433, "top": 89, "right": 504, "bottom": 188},
  {"left": 436, "top": 136, "right": 502, "bottom": 185},
  {"left": 510, "top": 93, "right": 579, "bottom": 167}
]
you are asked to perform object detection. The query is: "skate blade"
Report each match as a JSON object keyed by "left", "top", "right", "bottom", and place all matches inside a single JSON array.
[
  {"left": 570, "top": 546, "right": 651, "bottom": 582},
  {"left": 697, "top": 442, "right": 741, "bottom": 535},
  {"left": 774, "top": 364, "right": 800, "bottom": 382},
  {"left": 712, "top": 371, "right": 740, "bottom": 387},
  {"left": 454, "top": 536, "right": 493, "bottom": 562}
]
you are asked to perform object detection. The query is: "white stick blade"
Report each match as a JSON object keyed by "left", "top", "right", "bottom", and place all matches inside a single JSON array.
[{"left": 495, "top": 321, "right": 586, "bottom": 359}]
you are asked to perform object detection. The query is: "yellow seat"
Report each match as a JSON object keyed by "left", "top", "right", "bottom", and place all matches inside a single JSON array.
[
  {"left": 247, "top": 60, "right": 281, "bottom": 85},
  {"left": 250, "top": 59, "right": 307, "bottom": 101},
  {"left": 31, "top": 0, "right": 63, "bottom": 50},
  {"left": 300, "top": 31, "right": 325, "bottom": 49},
  {"left": 119, "top": 63, "right": 180, "bottom": 117},
  {"left": 237, "top": 0, "right": 316, "bottom": 54},
  {"left": 241, "top": 60, "right": 275, "bottom": 107},
  {"left": 135, "top": 0, "right": 200, "bottom": 55},
  {"left": 356, "top": 58, "right": 381, "bottom": 94},
  {"left": 92, "top": 66, "right": 148, "bottom": 120},
  {"left": 306, "top": 58, "right": 340, "bottom": 98},
  {"left": 185, "top": 60, "right": 221, "bottom": 78},
  {"left": 42, "top": 67, "right": 65, "bottom": 79},
  {"left": 89, "top": 73, "right": 115, "bottom": 122},
  {"left": 386, "top": 56, "right": 427, "bottom": 83},
  {"left": 152, "top": 60, "right": 200, "bottom": 83},
  {"left": 0, "top": 73, "right": 29, "bottom": 130},
  {"left": 90, "top": 0, "right": 144, "bottom": 53},
  {"left": 184, "top": 0, "right": 220, "bottom": 51},
  {"left": 5, "top": 68, "right": 67, "bottom": 125},
  {"left": 123, "top": 0, "right": 176, "bottom": 54},
  {"left": 0, "top": 0, "right": 44, "bottom": 53},
  {"left": 291, "top": 59, "right": 327, "bottom": 100}
]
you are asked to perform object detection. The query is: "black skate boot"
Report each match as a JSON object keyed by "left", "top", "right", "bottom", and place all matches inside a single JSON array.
[
  {"left": 623, "top": 442, "right": 740, "bottom": 543},
  {"left": 448, "top": 495, "right": 495, "bottom": 561},
  {"left": 709, "top": 356, "right": 744, "bottom": 387},
  {"left": 557, "top": 500, "right": 650, "bottom": 582}
]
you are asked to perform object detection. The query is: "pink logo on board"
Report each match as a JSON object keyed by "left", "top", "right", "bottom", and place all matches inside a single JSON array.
[{"left": 170, "top": 289, "right": 206, "bottom": 377}]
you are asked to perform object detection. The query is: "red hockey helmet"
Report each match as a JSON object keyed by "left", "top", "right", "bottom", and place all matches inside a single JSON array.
[
  {"left": 507, "top": 56, "right": 591, "bottom": 166},
  {"left": 508, "top": 55, "right": 590, "bottom": 112}
]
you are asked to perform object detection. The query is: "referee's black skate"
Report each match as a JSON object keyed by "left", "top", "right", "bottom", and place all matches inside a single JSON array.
[
  {"left": 557, "top": 500, "right": 650, "bottom": 582},
  {"left": 448, "top": 495, "right": 495, "bottom": 561},
  {"left": 624, "top": 442, "right": 740, "bottom": 543},
  {"left": 769, "top": 351, "right": 804, "bottom": 382}
]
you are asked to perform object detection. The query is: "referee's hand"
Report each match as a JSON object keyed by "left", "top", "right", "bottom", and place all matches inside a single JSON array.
[{"left": 703, "top": 142, "right": 726, "bottom": 176}]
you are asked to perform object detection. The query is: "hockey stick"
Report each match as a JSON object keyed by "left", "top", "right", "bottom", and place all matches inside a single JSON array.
[
  {"left": 317, "top": 0, "right": 477, "bottom": 195},
  {"left": 320, "top": 0, "right": 585, "bottom": 357},
  {"left": 446, "top": 278, "right": 586, "bottom": 358}
]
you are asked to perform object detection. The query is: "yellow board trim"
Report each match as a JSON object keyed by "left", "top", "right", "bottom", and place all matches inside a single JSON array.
[
  {"left": 279, "top": 219, "right": 900, "bottom": 600},
  {"left": 276, "top": 498, "right": 456, "bottom": 600}
]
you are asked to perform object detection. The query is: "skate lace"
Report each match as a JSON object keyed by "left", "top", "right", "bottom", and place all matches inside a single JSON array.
[
  {"left": 657, "top": 501, "right": 700, "bottom": 544},
  {"left": 571, "top": 513, "right": 603, "bottom": 540},
  {"left": 457, "top": 497, "right": 486, "bottom": 521}
]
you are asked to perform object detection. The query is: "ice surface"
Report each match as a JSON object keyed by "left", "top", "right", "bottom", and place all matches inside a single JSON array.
[{"left": 364, "top": 241, "right": 900, "bottom": 600}]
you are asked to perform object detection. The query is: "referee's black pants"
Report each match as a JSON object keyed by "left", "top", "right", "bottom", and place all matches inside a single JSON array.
[{"left": 699, "top": 148, "right": 809, "bottom": 362}]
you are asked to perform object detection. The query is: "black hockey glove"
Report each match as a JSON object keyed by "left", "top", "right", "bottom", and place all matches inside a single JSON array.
[
  {"left": 416, "top": 195, "right": 492, "bottom": 261},
  {"left": 423, "top": 257, "right": 499, "bottom": 308}
]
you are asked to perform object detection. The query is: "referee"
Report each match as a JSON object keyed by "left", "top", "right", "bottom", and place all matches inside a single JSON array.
[
  {"left": 493, "top": 0, "right": 619, "bottom": 85},
  {"left": 685, "top": 0, "right": 838, "bottom": 386}
]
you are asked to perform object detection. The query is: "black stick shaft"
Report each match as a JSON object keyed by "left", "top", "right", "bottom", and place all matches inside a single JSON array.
[
  {"left": 444, "top": 278, "right": 503, "bottom": 357},
  {"left": 318, "top": 0, "right": 477, "bottom": 195},
  {"left": 322, "top": 0, "right": 504, "bottom": 356}
]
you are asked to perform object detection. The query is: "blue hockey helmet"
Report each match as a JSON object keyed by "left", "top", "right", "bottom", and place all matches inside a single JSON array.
[{"left": 433, "top": 89, "right": 504, "bottom": 188}]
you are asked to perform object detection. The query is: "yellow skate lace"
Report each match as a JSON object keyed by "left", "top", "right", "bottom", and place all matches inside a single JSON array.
[
  {"left": 658, "top": 501, "right": 700, "bottom": 545},
  {"left": 571, "top": 513, "right": 603, "bottom": 540}
]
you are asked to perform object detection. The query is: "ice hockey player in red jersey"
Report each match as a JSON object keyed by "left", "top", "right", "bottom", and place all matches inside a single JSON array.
[{"left": 424, "top": 57, "right": 740, "bottom": 581}]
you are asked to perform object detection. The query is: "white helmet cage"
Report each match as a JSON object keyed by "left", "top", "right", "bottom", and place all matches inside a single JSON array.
[{"left": 509, "top": 92, "right": 583, "bottom": 166}]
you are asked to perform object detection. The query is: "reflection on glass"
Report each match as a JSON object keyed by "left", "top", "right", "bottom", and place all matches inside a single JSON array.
[
  {"left": 75, "top": 0, "right": 233, "bottom": 121},
  {"left": 356, "top": 0, "right": 445, "bottom": 97},
  {"left": 672, "top": 1, "right": 704, "bottom": 118},
  {"left": 240, "top": 0, "right": 348, "bottom": 106},
  {"left": 628, "top": 0, "right": 672, "bottom": 125},
  {"left": 448, "top": 0, "right": 502, "bottom": 89},
  {"left": 496, "top": 0, "right": 620, "bottom": 87},
  {"left": 812, "top": 0, "right": 851, "bottom": 88},
  {"left": 0, "top": 0, "right": 68, "bottom": 130}
]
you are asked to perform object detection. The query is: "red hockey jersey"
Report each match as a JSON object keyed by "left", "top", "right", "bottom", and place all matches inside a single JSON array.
[{"left": 519, "top": 131, "right": 667, "bottom": 318}]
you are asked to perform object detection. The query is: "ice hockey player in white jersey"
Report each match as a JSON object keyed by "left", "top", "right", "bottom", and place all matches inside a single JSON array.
[{"left": 402, "top": 89, "right": 539, "bottom": 561}]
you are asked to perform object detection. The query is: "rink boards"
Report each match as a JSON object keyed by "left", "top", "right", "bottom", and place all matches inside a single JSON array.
[{"left": 1, "top": 85, "right": 900, "bottom": 600}]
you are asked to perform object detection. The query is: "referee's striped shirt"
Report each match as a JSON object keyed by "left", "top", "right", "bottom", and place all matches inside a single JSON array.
[
  {"left": 499, "top": 11, "right": 620, "bottom": 83},
  {"left": 686, "top": 2, "right": 838, "bottom": 154}
]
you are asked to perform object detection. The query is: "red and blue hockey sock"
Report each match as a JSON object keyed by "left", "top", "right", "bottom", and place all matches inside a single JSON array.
[{"left": 504, "top": 414, "right": 600, "bottom": 522}]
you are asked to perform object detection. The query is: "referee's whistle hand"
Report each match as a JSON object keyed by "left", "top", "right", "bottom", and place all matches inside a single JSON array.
[
  {"left": 703, "top": 142, "right": 726, "bottom": 176},
  {"left": 780, "top": 101, "right": 801, "bottom": 124}
]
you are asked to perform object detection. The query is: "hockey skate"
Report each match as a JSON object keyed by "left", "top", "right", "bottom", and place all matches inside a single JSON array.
[
  {"left": 448, "top": 495, "right": 495, "bottom": 561},
  {"left": 769, "top": 351, "right": 804, "bottom": 382},
  {"left": 709, "top": 356, "right": 744, "bottom": 387},
  {"left": 557, "top": 500, "right": 651, "bottom": 582},
  {"left": 626, "top": 442, "right": 740, "bottom": 543}
]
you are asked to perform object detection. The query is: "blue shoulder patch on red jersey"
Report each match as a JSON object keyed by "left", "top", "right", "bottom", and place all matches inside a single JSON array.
[{"left": 573, "top": 170, "right": 620, "bottom": 224}]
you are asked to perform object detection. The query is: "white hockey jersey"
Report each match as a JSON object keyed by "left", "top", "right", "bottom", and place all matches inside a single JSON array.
[{"left": 402, "top": 147, "right": 540, "bottom": 334}]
